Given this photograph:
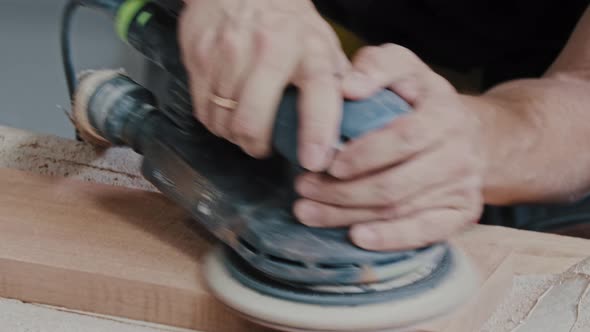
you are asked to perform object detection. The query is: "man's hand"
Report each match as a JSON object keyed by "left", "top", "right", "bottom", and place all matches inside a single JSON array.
[
  {"left": 293, "top": 44, "right": 486, "bottom": 251},
  {"left": 179, "top": 0, "right": 349, "bottom": 171}
]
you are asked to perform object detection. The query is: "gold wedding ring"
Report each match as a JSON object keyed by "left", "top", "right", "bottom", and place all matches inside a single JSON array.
[{"left": 210, "top": 93, "right": 238, "bottom": 110}]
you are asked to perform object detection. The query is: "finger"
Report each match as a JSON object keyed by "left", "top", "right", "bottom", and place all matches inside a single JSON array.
[
  {"left": 349, "top": 207, "right": 477, "bottom": 251},
  {"left": 328, "top": 111, "right": 447, "bottom": 179},
  {"left": 297, "top": 141, "right": 471, "bottom": 207},
  {"left": 293, "top": 199, "right": 386, "bottom": 227},
  {"left": 179, "top": 3, "right": 223, "bottom": 125},
  {"left": 185, "top": 27, "right": 219, "bottom": 127},
  {"left": 336, "top": 50, "right": 352, "bottom": 75},
  {"left": 294, "top": 39, "right": 342, "bottom": 171},
  {"left": 208, "top": 11, "right": 254, "bottom": 140},
  {"left": 178, "top": 1, "right": 220, "bottom": 61},
  {"left": 341, "top": 44, "right": 442, "bottom": 102},
  {"left": 294, "top": 175, "right": 482, "bottom": 228},
  {"left": 229, "top": 20, "right": 299, "bottom": 157},
  {"left": 314, "top": 17, "right": 351, "bottom": 74}
]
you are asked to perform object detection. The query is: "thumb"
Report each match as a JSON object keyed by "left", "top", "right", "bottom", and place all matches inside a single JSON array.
[
  {"left": 341, "top": 44, "right": 427, "bottom": 103},
  {"left": 341, "top": 47, "right": 388, "bottom": 100}
]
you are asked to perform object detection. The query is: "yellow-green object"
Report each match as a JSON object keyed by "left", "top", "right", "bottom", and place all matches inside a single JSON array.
[
  {"left": 136, "top": 11, "right": 153, "bottom": 27},
  {"left": 116, "top": 0, "right": 149, "bottom": 42}
]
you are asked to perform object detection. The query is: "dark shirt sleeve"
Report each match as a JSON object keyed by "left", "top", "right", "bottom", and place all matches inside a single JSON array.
[{"left": 313, "top": 0, "right": 588, "bottom": 87}]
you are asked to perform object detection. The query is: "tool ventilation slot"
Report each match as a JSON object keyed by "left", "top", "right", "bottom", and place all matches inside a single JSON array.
[
  {"left": 238, "top": 237, "right": 259, "bottom": 254},
  {"left": 374, "top": 256, "right": 408, "bottom": 266},
  {"left": 266, "top": 254, "right": 306, "bottom": 267},
  {"left": 237, "top": 236, "right": 306, "bottom": 267},
  {"left": 317, "top": 262, "right": 360, "bottom": 270}
]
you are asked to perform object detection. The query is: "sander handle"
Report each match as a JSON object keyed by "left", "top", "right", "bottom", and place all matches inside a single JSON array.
[
  {"left": 121, "top": 0, "right": 413, "bottom": 166},
  {"left": 273, "top": 87, "right": 411, "bottom": 167}
]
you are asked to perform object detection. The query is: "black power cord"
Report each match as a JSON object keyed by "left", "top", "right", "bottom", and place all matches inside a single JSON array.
[
  {"left": 60, "top": 0, "right": 125, "bottom": 98},
  {"left": 61, "top": 0, "right": 79, "bottom": 99},
  {"left": 60, "top": 0, "right": 126, "bottom": 142}
]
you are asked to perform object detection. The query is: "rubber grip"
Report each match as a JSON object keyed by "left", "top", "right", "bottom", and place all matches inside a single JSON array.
[{"left": 272, "top": 86, "right": 412, "bottom": 167}]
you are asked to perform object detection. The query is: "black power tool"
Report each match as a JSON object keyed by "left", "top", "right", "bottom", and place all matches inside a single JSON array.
[{"left": 61, "top": 1, "right": 477, "bottom": 331}]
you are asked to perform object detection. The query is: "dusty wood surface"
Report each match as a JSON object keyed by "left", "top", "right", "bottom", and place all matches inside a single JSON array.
[
  {"left": 2, "top": 125, "right": 590, "bottom": 332},
  {"left": 417, "top": 229, "right": 590, "bottom": 332},
  {"left": 0, "top": 298, "right": 194, "bottom": 332},
  {"left": 0, "top": 125, "right": 153, "bottom": 191},
  {"left": 0, "top": 167, "right": 270, "bottom": 332}
]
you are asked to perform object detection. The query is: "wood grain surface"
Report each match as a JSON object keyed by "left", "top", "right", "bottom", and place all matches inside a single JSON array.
[{"left": 1, "top": 167, "right": 590, "bottom": 332}]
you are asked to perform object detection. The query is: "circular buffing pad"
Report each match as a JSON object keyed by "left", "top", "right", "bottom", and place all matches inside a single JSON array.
[{"left": 203, "top": 244, "right": 478, "bottom": 332}]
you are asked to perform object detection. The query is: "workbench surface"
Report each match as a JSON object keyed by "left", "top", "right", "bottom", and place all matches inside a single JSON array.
[{"left": 1, "top": 124, "right": 590, "bottom": 332}]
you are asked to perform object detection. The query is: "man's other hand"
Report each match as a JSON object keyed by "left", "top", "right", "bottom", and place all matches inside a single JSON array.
[{"left": 294, "top": 44, "right": 486, "bottom": 251}]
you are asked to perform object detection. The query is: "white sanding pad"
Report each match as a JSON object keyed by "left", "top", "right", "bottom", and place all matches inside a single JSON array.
[{"left": 203, "top": 245, "right": 478, "bottom": 332}]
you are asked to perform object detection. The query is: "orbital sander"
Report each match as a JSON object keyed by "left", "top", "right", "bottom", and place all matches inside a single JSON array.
[{"left": 60, "top": 1, "right": 478, "bottom": 331}]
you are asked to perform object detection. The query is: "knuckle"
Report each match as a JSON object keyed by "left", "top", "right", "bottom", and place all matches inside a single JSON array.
[
  {"left": 428, "top": 72, "right": 456, "bottom": 93},
  {"left": 302, "top": 122, "right": 337, "bottom": 146},
  {"left": 390, "top": 117, "right": 419, "bottom": 149},
  {"left": 354, "top": 46, "right": 386, "bottom": 71},
  {"left": 178, "top": 6, "right": 197, "bottom": 42},
  {"left": 378, "top": 206, "right": 400, "bottom": 220},
  {"left": 296, "top": 68, "right": 336, "bottom": 86},
  {"left": 373, "top": 177, "right": 397, "bottom": 204},
  {"left": 253, "top": 33, "right": 292, "bottom": 73},
  {"left": 254, "top": 27, "right": 277, "bottom": 55},
  {"left": 218, "top": 27, "right": 240, "bottom": 59},
  {"left": 331, "top": 186, "right": 353, "bottom": 203},
  {"left": 305, "top": 35, "right": 332, "bottom": 57},
  {"left": 381, "top": 43, "right": 419, "bottom": 62},
  {"left": 380, "top": 43, "right": 432, "bottom": 78},
  {"left": 293, "top": 46, "right": 338, "bottom": 83},
  {"left": 192, "top": 38, "right": 210, "bottom": 70},
  {"left": 356, "top": 46, "right": 383, "bottom": 62}
]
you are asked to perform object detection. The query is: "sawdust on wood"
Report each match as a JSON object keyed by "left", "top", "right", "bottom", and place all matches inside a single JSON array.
[
  {"left": 480, "top": 257, "right": 590, "bottom": 332},
  {"left": 0, "top": 125, "right": 154, "bottom": 191}
]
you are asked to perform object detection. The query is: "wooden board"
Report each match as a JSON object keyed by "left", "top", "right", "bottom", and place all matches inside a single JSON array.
[{"left": 1, "top": 167, "right": 590, "bottom": 332}]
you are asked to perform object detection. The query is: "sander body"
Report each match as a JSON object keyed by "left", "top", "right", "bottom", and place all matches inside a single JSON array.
[{"left": 61, "top": 1, "right": 478, "bottom": 331}]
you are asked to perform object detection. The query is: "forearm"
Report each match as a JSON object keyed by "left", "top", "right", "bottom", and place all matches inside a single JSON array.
[{"left": 463, "top": 75, "right": 590, "bottom": 205}]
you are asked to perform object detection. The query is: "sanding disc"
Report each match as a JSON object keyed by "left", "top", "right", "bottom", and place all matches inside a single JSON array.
[{"left": 203, "top": 244, "right": 478, "bottom": 332}]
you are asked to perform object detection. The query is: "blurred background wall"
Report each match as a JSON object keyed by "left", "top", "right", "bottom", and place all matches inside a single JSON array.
[{"left": 0, "top": 0, "right": 157, "bottom": 138}]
